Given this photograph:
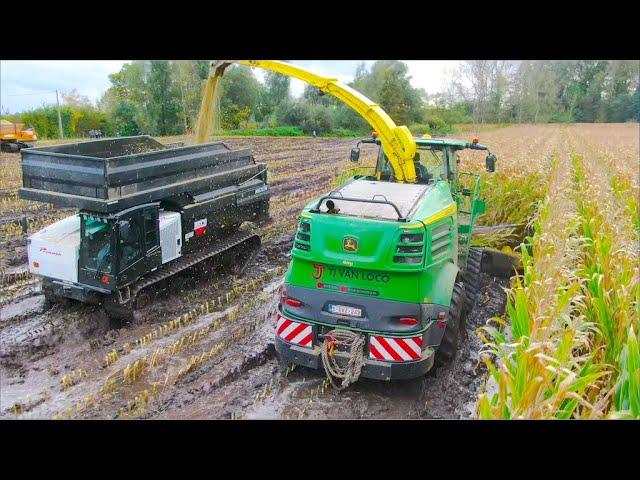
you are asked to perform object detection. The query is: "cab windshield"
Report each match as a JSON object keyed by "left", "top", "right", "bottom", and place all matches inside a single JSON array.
[
  {"left": 82, "top": 215, "right": 112, "bottom": 274},
  {"left": 376, "top": 145, "right": 447, "bottom": 184}
]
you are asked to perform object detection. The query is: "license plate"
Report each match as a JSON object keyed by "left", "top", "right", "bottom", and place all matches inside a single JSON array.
[{"left": 327, "top": 304, "right": 362, "bottom": 317}]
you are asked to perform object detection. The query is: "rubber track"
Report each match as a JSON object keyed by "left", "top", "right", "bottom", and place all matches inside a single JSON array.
[
  {"left": 463, "top": 247, "right": 483, "bottom": 314},
  {"left": 131, "top": 232, "right": 260, "bottom": 299},
  {"left": 104, "top": 232, "right": 261, "bottom": 319},
  {"left": 436, "top": 280, "right": 465, "bottom": 365}
]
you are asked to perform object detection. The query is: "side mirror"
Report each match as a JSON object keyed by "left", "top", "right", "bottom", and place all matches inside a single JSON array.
[
  {"left": 350, "top": 147, "right": 360, "bottom": 163},
  {"left": 485, "top": 153, "right": 496, "bottom": 173}
]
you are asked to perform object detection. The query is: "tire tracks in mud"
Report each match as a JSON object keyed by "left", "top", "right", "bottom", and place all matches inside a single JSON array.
[{"left": 138, "top": 273, "right": 509, "bottom": 420}]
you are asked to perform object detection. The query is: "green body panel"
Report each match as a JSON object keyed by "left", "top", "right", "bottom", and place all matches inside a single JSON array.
[
  {"left": 405, "top": 181, "right": 457, "bottom": 224},
  {"left": 287, "top": 179, "right": 461, "bottom": 307},
  {"left": 286, "top": 255, "right": 457, "bottom": 307}
]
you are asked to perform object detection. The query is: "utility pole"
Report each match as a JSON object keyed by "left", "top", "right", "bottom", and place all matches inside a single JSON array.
[{"left": 55, "top": 89, "right": 63, "bottom": 139}]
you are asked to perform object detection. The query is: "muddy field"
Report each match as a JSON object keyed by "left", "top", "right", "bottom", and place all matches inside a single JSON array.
[{"left": 2, "top": 135, "right": 511, "bottom": 419}]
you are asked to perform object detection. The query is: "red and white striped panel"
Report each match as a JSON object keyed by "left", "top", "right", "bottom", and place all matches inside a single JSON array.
[
  {"left": 276, "top": 313, "right": 313, "bottom": 348},
  {"left": 369, "top": 335, "right": 423, "bottom": 362}
]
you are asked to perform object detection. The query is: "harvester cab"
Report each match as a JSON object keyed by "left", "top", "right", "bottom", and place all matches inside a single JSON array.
[{"left": 345, "top": 133, "right": 496, "bottom": 270}]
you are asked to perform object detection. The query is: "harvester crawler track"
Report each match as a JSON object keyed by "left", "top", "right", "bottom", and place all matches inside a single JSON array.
[
  {"left": 463, "top": 247, "right": 483, "bottom": 314},
  {"left": 103, "top": 231, "right": 261, "bottom": 323}
]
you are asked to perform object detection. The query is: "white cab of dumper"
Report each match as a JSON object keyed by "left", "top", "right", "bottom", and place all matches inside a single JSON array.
[
  {"left": 27, "top": 210, "right": 183, "bottom": 288},
  {"left": 27, "top": 214, "right": 80, "bottom": 283}
]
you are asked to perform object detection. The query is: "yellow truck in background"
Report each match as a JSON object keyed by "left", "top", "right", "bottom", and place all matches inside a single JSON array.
[{"left": 1, "top": 119, "right": 37, "bottom": 151}]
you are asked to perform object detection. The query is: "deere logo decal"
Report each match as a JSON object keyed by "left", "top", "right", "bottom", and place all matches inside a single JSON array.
[{"left": 343, "top": 236, "right": 359, "bottom": 253}]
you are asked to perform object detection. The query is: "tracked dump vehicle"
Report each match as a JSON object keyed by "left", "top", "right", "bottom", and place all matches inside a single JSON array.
[{"left": 19, "top": 136, "right": 269, "bottom": 321}]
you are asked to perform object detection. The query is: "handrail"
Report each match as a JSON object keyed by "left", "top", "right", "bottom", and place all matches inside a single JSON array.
[{"left": 310, "top": 194, "right": 408, "bottom": 222}]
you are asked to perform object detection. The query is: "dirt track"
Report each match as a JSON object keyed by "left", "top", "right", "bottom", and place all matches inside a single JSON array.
[{"left": 0, "top": 136, "right": 508, "bottom": 419}]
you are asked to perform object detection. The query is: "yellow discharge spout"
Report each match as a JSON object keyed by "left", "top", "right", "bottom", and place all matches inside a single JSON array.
[{"left": 200, "top": 60, "right": 418, "bottom": 183}]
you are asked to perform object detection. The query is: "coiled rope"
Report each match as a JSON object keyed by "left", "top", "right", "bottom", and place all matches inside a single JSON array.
[{"left": 320, "top": 329, "right": 365, "bottom": 390}]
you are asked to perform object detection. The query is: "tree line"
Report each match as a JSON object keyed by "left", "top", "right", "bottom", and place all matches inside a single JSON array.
[
  {"left": 444, "top": 60, "right": 639, "bottom": 124},
  {"left": 2, "top": 60, "right": 638, "bottom": 139}
]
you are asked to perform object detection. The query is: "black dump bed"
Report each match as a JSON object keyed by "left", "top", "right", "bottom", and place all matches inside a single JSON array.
[{"left": 19, "top": 136, "right": 267, "bottom": 213}]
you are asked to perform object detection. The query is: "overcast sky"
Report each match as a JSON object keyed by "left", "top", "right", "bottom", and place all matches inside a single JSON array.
[{"left": 0, "top": 60, "right": 461, "bottom": 114}]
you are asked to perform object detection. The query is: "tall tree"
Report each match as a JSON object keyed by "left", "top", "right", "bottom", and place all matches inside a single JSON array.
[
  {"left": 603, "top": 60, "right": 640, "bottom": 121},
  {"left": 461, "top": 61, "right": 494, "bottom": 124},
  {"left": 350, "top": 61, "right": 423, "bottom": 125},
  {"left": 218, "top": 65, "right": 263, "bottom": 129},
  {"left": 258, "top": 71, "right": 291, "bottom": 122},
  {"left": 61, "top": 89, "right": 92, "bottom": 107},
  {"left": 147, "top": 60, "right": 181, "bottom": 135}
]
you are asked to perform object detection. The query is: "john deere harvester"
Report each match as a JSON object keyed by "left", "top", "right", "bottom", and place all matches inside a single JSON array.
[
  {"left": 210, "top": 61, "right": 501, "bottom": 385},
  {"left": 276, "top": 134, "right": 496, "bottom": 384}
]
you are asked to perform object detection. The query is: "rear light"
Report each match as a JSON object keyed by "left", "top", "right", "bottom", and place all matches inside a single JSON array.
[
  {"left": 194, "top": 226, "right": 207, "bottom": 237},
  {"left": 285, "top": 298, "right": 303, "bottom": 307},
  {"left": 101, "top": 275, "right": 110, "bottom": 284},
  {"left": 296, "top": 221, "right": 311, "bottom": 251},
  {"left": 399, "top": 317, "right": 418, "bottom": 325}
]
